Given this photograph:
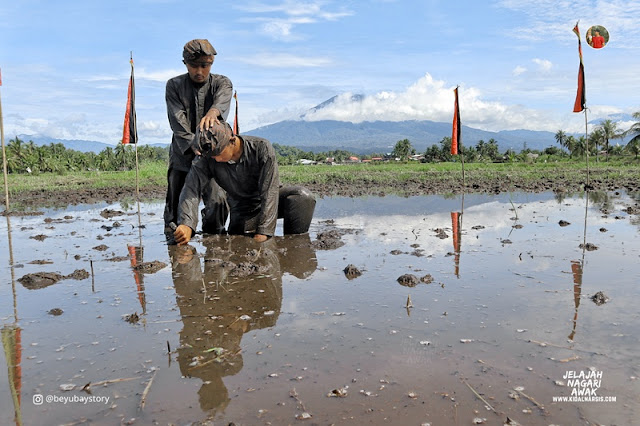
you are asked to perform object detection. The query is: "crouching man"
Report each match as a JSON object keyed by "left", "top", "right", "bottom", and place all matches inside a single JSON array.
[{"left": 173, "top": 121, "right": 316, "bottom": 245}]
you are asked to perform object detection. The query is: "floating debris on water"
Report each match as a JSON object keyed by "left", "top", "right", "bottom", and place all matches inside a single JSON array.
[
  {"left": 327, "top": 387, "right": 348, "bottom": 397},
  {"left": 343, "top": 264, "right": 362, "bottom": 279},
  {"left": 397, "top": 274, "right": 419, "bottom": 287},
  {"left": 123, "top": 312, "right": 140, "bottom": 324},
  {"left": 579, "top": 242, "right": 598, "bottom": 251},
  {"left": 133, "top": 260, "right": 167, "bottom": 274},
  {"left": 591, "top": 291, "right": 609, "bottom": 305}
]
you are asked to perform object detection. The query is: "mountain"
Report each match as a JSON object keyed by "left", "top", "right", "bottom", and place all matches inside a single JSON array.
[
  {"left": 244, "top": 119, "right": 558, "bottom": 154},
  {"left": 300, "top": 94, "right": 365, "bottom": 119},
  {"left": 242, "top": 94, "right": 562, "bottom": 153}
]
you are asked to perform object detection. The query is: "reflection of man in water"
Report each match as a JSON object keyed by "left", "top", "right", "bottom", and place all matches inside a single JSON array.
[{"left": 168, "top": 234, "right": 317, "bottom": 413}]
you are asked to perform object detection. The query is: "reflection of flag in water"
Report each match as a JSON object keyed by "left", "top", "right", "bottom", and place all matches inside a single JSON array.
[
  {"left": 2, "top": 325, "right": 23, "bottom": 425},
  {"left": 451, "top": 211, "right": 462, "bottom": 277},
  {"left": 568, "top": 260, "right": 583, "bottom": 341},
  {"left": 451, "top": 87, "right": 461, "bottom": 155},
  {"left": 573, "top": 22, "right": 586, "bottom": 113},
  {"left": 571, "top": 260, "right": 583, "bottom": 285},
  {"left": 122, "top": 57, "right": 138, "bottom": 144},
  {"left": 128, "top": 245, "right": 146, "bottom": 313},
  {"left": 233, "top": 91, "right": 239, "bottom": 135}
]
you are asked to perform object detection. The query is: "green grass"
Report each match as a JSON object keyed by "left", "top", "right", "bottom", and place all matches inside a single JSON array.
[
  {"left": 1, "top": 158, "right": 638, "bottom": 201},
  {"left": 2, "top": 162, "right": 166, "bottom": 194}
]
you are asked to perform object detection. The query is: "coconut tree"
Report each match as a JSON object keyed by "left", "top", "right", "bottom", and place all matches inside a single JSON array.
[
  {"left": 598, "top": 119, "right": 624, "bottom": 161},
  {"left": 555, "top": 130, "right": 567, "bottom": 152},
  {"left": 624, "top": 111, "right": 640, "bottom": 159},
  {"left": 588, "top": 128, "right": 604, "bottom": 163},
  {"left": 392, "top": 139, "right": 415, "bottom": 161}
]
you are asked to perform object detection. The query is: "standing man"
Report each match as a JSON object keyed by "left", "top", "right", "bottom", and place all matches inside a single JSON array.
[
  {"left": 164, "top": 39, "right": 233, "bottom": 239},
  {"left": 173, "top": 121, "right": 316, "bottom": 245}
]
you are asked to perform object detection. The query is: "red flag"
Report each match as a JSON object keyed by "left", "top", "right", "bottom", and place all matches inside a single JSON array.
[
  {"left": 573, "top": 22, "right": 586, "bottom": 113},
  {"left": 122, "top": 58, "right": 138, "bottom": 144},
  {"left": 233, "top": 91, "right": 239, "bottom": 135},
  {"left": 451, "top": 87, "right": 461, "bottom": 155}
]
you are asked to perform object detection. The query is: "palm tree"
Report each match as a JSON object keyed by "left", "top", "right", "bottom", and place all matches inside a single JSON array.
[
  {"left": 598, "top": 119, "right": 624, "bottom": 161},
  {"left": 624, "top": 111, "right": 640, "bottom": 159},
  {"left": 588, "top": 128, "right": 604, "bottom": 163},
  {"left": 572, "top": 136, "right": 589, "bottom": 158},
  {"left": 391, "top": 139, "right": 415, "bottom": 160},
  {"left": 565, "top": 135, "right": 577, "bottom": 158},
  {"left": 555, "top": 130, "right": 567, "bottom": 152}
]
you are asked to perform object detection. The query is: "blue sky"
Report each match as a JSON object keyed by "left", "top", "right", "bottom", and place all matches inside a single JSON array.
[{"left": 1, "top": 0, "right": 639, "bottom": 146}]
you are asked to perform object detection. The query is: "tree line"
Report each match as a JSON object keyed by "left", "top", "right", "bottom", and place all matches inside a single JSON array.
[
  {"left": 555, "top": 115, "right": 640, "bottom": 160},
  {"left": 2, "top": 137, "right": 168, "bottom": 174},
  {"left": 3, "top": 112, "right": 639, "bottom": 174},
  {"left": 275, "top": 112, "right": 640, "bottom": 164}
]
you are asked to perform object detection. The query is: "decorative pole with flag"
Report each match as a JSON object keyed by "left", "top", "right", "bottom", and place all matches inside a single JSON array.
[
  {"left": 451, "top": 86, "right": 465, "bottom": 187},
  {"left": 233, "top": 91, "right": 239, "bottom": 135},
  {"left": 573, "top": 21, "right": 590, "bottom": 185},
  {"left": 122, "top": 53, "right": 142, "bottom": 229},
  {"left": 1, "top": 67, "right": 11, "bottom": 212}
]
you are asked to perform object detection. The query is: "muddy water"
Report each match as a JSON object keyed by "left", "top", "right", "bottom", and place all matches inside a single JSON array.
[{"left": 1, "top": 192, "right": 639, "bottom": 425}]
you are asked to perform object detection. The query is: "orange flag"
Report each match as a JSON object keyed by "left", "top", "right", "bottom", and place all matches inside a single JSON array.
[
  {"left": 451, "top": 87, "right": 461, "bottom": 155},
  {"left": 122, "top": 57, "right": 138, "bottom": 144},
  {"left": 573, "top": 22, "right": 586, "bottom": 113}
]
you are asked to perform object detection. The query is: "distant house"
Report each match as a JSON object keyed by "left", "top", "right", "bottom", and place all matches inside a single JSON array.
[
  {"left": 346, "top": 156, "right": 360, "bottom": 163},
  {"left": 297, "top": 159, "right": 316, "bottom": 165},
  {"left": 409, "top": 154, "right": 425, "bottom": 161},
  {"left": 371, "top": 157, "right": 383, "bottom": 162}
]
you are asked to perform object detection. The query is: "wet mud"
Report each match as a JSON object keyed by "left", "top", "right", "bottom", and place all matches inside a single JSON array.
[
  {"left": 17, "top": 269, "right": 90, "bottom": 290},
  {"left": 1, "top": 191, "right": 639, "bottom": 425}
]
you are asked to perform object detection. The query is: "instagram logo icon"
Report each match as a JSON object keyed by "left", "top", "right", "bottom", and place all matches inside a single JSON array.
[{"left": 33, "top": 394, "right": 44, "bottom": 405}]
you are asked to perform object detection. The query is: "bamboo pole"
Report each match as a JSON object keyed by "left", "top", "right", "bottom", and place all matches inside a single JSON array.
[{"left": 1, "top": 77, "right": 10, "bottom": 212}]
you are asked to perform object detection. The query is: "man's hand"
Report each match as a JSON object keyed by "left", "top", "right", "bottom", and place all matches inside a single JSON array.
[
  {"left": 174, "top": 225, "right": 193, "bottom": 246},
  {"left": 199, "top": 108, "right": 221, "bottom": 131},
  {"left": 253, "top": 234, "right": 268, "bottom": 243}
]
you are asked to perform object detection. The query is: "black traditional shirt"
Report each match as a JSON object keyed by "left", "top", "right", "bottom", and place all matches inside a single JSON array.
[
  {"left": 166, "top": 73, "right": 233, "bottom": 172},
  {"left": 179, "top": 136, "right": 281, "bottom": 236}
]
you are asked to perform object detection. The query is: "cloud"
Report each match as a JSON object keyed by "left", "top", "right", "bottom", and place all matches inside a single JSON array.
[
  {"left": 512, "top": 65, "right": 527, "bottom": 76},
  {"left": 138, "top": 120, "right": 172, "bottom": 140},
  {"left": 137, "top": 68, "right": 184, "bottom": 82},
  {"left": 237, "top": 1, "right": 353, "bottom": 40},
  {"left": 532, "top": 58, "right": 552, "bottom": 72},
  {"left": 235, "top": 52, "right": 332, "bottom": 68},
  {"left": 299, "top": 73, "right": 577, "bottom": 132},
  {"left": 496, "top": 0, "right": 640, "bottom": 47}
]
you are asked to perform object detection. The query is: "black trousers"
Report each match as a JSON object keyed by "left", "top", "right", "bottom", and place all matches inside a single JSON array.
[
  {"left": 226, "top": 185, "right": 316, "bottom": 235},
  {"left": 164, "top": 167, "right": 229, "bottom": 234}
]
